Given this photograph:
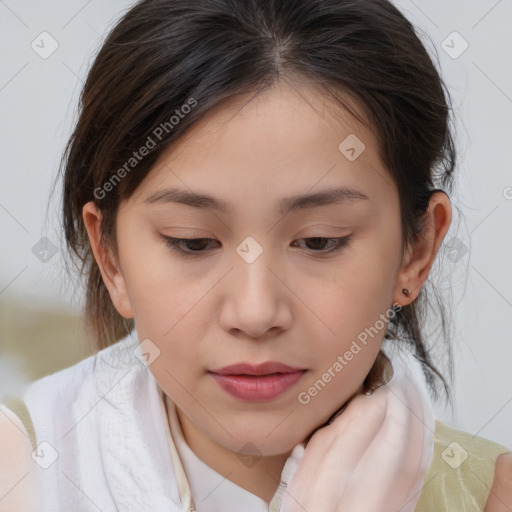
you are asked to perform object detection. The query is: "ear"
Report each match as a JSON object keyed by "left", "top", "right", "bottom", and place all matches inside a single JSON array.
[
  {"left": 393, "top": 191, "right": 452, "bottom": 306},
  {"left": 82, "top": 201, "right": 134, "bottom": 319}
]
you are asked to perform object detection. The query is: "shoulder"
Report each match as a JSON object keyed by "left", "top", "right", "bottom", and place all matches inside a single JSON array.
[
  {"left": 485, "top": 452, "right": 512, "bottom": 512},
  {"left": 432, "top": 419, "right": 509, "bottom": 466},
  {"left": 21, "top": 334, "right": 145, "bottom": 439},
  {"left": 24, "top": 334, "right": 136, "bottom": 404},
  {"left": 415, "top": 420, "right": 511, "bottom": 511},
  {"left": 0, "top": 405, "right": 38, "bottom": 511},
  {"left": 431, "top": 420, "right": 510, "bottom": 468},
  {"left": 0, "top": 403, "right": 32, "bottom": 453}
]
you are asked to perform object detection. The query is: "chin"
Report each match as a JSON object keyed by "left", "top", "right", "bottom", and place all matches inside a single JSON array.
[{"left": 219, "top": 428, "right": 305, "bottom": 458}]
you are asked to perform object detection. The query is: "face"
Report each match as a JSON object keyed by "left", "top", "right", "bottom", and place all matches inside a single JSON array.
[{"left": 96, "top": 81, "right": 407, "bottom": 456}]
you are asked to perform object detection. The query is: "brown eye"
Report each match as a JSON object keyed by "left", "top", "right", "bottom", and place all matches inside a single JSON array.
[
  {"left": 292, "top": 236, "right": 352, "bottom": 254},
  {"left": 162, "top": 236, "right": 220, "bottom": 257}
]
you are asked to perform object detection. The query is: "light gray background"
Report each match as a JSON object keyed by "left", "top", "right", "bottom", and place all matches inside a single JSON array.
[{"left": 1, "top": 0, "right": 511, "bottom": 447}]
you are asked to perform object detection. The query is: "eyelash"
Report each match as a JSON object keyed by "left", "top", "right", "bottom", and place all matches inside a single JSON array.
[{"left": 161, "top": 235, "right": 352, "bottom": 258}]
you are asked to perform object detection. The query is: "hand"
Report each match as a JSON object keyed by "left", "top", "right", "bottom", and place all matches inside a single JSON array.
[{"left": 279, "top": 359, "right": 434, "bottom": 512}]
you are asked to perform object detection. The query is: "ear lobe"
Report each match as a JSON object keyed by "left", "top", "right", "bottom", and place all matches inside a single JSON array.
[
  {"left": 82, "top": 201, "right": 134, "bottom": 319},
  {"left": 393, "top": 192, "right": 452, "bottom": 305}
]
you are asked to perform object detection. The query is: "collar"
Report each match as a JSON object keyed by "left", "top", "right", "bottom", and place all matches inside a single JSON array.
[{"left": 162, "top": 389, "right": 270, "bottom": 511}]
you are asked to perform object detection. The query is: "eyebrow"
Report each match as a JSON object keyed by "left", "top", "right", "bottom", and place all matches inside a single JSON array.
[{"left": 144, "top": 186, "right": 369, "bottom": 216}]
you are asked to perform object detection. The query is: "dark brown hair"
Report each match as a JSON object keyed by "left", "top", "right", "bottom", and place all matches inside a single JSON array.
[{"left": 60, "top": 0, "right": 457, "bottom": 401}]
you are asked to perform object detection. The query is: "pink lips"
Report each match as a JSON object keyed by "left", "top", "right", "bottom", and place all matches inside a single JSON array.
[{"left": 209, "top": 362, "right": 307, "bottom": 402}]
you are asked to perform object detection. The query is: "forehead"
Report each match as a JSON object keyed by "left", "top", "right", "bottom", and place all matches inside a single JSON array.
[{"left": 129, "top": 80, "right": 396, "bottom": 211}]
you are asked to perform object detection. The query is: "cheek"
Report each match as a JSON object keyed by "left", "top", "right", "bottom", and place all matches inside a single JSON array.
[
  {"left": 129, "top": 281, "right": 208, "bottom": 404},
  {"left": 298, "top": 282, "right": 386, "bottom": 412},
  {"left": 116, "top": 228, "right": 210, "bottom": 373},
  {"left": 313, "top": 256, "right": 397, "bottom": 336},
  {"left": 118, "top": 224, "right": 194, "bottom": 321},
  {"left": 303, "top": 237, "right": 400, "bottom": 374}
]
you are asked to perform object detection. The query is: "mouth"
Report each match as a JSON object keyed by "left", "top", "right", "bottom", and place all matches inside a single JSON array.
[{"left": 208, "top": 362, "right": 307, "bottom": 401}]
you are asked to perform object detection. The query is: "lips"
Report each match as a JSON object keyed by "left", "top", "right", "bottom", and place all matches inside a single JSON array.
[{"left": 209, "top": 362, "right": 307, "bottom": 401}]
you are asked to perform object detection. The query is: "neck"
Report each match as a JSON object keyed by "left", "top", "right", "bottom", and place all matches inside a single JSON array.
[{"left": 170, "top": 399, "right": 291, "bottom": 503}]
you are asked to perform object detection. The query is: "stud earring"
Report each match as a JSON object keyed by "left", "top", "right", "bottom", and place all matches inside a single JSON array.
[{"left": 402, "top": 288, "right": 411, "bottom": 297}]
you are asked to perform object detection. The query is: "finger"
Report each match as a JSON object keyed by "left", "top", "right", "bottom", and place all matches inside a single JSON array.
[
  {"left": 282, "top": 392, "right": 389, "bottom": 511},
  {"left": 303, "top": 391, "right": 388, "bottom": 467},
  {"left": 338, "top": 367, "right": 433, "bottom": 511}
]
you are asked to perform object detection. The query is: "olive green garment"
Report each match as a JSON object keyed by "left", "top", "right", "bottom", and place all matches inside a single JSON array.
[{"left": 415, "top": 419, "right": 510, "bottom": 511}]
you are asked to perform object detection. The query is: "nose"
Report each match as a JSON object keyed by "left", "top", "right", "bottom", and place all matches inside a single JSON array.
[{"left": 217, "top": 245, "right": 292, "bottom": 340}]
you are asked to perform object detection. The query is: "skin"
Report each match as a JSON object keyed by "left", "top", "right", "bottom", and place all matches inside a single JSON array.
[
  {"left": 485, "top": 453, "right": 512, "bottom": 511},
  {"left": 0, "top": 407, "right": 39, "bottom": 512},
  {"left": 83, "top": 79, "right": 453, "bottom": 503}
]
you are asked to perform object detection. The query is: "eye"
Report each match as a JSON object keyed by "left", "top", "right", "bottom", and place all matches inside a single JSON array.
[
  {"left": 161, "top": 236, "right": 220, "bottom": 257},
  {"left": 291, "top": 236, "right": 352, "bottom": 254}
]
